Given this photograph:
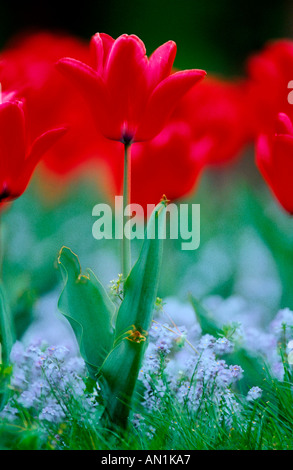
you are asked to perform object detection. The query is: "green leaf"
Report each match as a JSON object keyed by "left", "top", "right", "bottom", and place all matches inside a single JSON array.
[
  {"left": 189, "top": 294, "right": 222, "bottom": 337},
  {"left": 98, "top": 339, "right": 147, "bottom": 428},
  {"left": 0, "top": 281, "right": 15, "bottom": 411},
  {"left": 99, "top": 200, "right": 168, "bottom": 428},
  {"left": 57, "top": 246, "right": 115, "bottom": 377},
  {"left": 115, "top": 200, "right": 168, "bottom": 339}
]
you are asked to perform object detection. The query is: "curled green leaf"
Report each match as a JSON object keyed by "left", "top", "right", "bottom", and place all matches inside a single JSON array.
[{"left": 57, "top": 246, "right": 116, "bottom": 377}]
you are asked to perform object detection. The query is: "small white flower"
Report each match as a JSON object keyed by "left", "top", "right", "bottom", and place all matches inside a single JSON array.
[{"left": 247, "top": 386, "right": 262, "bottom": 401}]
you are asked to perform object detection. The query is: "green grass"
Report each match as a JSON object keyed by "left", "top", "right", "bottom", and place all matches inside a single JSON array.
[{"left": 0, "top": 360, "right": 292, "bottom": 450}]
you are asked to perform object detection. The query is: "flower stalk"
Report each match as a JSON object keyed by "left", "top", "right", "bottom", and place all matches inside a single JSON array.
[
  {"left": 0, "top": 212, "right": 2, "bottom": 280},
  {"left": 122, "top": 142, "right": 132, "bottom": 280}
]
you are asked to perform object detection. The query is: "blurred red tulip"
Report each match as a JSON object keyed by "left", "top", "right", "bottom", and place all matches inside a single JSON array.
[
  {"left": 56, "top": 33, "right": 206, "bottom": 143},
  {"left": 170, "top": 76, "right": 252, "bottom": 166},
  {"left": 0, "top": 31, "right": 107, "bottom": 185},
  {"left": 0, "top": 95, "right": 66, "bottom": 204},
  {"left": 256, "top": 112, "right": 293, "bottom": 214},
  {"left": 129, "top": 76, "right": 250, "bottom": 208},
  {"left": 132, "top": 121, "right": 207, "bottom": 208},
  {"left": 245, "top": 39, "right": 293, "bottom": 136}
]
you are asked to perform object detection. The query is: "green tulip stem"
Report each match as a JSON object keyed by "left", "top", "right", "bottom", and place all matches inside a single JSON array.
[
  {"left": 0, "top": 211, "right": 3, "bottom": 281},
  {"left": 122, "top": 142, "right": 132, "bottom": 281}
]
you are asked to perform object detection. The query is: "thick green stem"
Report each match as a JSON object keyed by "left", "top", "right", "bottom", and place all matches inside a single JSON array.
[
  {"left": 0, "top": 211, "right": 2, "bottom": 281},
  {"left": 122, "top": 143, "right": 131, "bottom": 280}
]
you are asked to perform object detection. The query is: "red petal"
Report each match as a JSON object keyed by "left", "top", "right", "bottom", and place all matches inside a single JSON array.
[
  {"left": 272, "top": 135, "right": 293, "bottom": 213},
  {"left": 14, "top": 127, "right": 67, "bottom": 197},
  {"left": 190, "top": 135, "right": 215, "bottom": 165},
  {"left": 275, "top": 112, "right": 293, "bottom": 136},
  {"left": 255, "top": 134, "right": 273, "bottom": 185},
  {"left": 28, "top": 127, "right": 67, "bottom": 165},
  {"left": 104, "top": 34, "right": 149, "bottom": 139},
  {"left": 271, "top": 134, "right": 293, "bottom": 168},
  {"left": 0, "top": 100, "right": 26, "bottom": 183},
  {"left": 90, "top": 33, "right": 115, "bottom": 73},
  {"left": 256, "top": 133, "right": 293, "bottom": 214},
  {"left": 148, "top": 40, "right": 177, "bottom": 89},
  {"left": 56, "top": 57, "right": 114, "bottom": 138},
  {"left": 135, "top": 69, "right": 206, "bottom": 141},
  {"left": 131, "top": 121, "right": 203, "bottom": 209}
]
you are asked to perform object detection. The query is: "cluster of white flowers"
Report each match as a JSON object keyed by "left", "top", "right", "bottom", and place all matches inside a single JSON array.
[
  {"left": 140, "top": 322, "right": 243, "bottom": 424},
  {"left": 2, "top": 293, "right": 292, "bottom": 432},
  {"left": 0, "top": 340, "right": 98, "bottom": 424},
  {"left": 138, "top": 298, "right": 293, "bottom": 428}
]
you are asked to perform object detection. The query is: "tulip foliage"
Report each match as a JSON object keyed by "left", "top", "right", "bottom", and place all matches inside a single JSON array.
[
  {"left": 0, "top": 282, "right": 14, "bottom": 411},
  {"left": 57, "top": 200, "right": 167, "bottom": 429}
]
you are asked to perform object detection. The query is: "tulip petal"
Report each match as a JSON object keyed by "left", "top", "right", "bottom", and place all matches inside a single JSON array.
[
  {"left": 257, "top": 133, "right": 293, "bottom": 214},
  {"left": 105, "top": 34, "right": 149, "bottom": 139},
  {"left": 131, "top": 121, "right": 203, "bottom": 208},
  {"left": 272, "top": 135, "right": 293, "bottom": 213},
  {"left": 256, "top": 134, "right": 273, "bottom": 185},
  {"left": 148, "top": 40, "right": 177, "bottom": 89},
  {"left": 14, "top": 127, "right": 67, "bottom": 197},
  {"left": 28, "top": 127, "right": 68, "bottom": 166},
  {"left": 135, "top": 69, "right": 206, "bottom": 142},
  {"left": 0, "top": 100, "right": 26, "bottom": 181},
  {"left": 56, "top": 58, "right": 114, "bottom": 138},
  {"left": 275, "top": 112, "right": 293, "bottom": 136},
  {"left": 271, "top": 134, "right": 293, "bottom": 168},
  {"left": 90, "top": 33, "right": 115, "bottom": 74}
]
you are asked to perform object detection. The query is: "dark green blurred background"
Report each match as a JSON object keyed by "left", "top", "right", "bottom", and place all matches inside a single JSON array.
[{"left": 1, "top": 0, "right": 292, "bottom": 75}]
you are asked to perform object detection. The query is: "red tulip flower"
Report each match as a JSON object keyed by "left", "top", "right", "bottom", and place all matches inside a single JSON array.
[
  {"left": 170, "top": 76, "right": 252, "bottom": 166},
  {"left": 256, "top": 112, "right": 293, "bottom": 215},
  {"left": 0, "top": 95, "right": 66, "bottom": 204},
  {"left": 0, "top": 31, "right": 105, "bottom": 183},
  {"left": 131, "top": 121, "right": 207, "bottom": 209},
  {"left": 56, "top": 33, "right": 206, "bottom": 143},
  {"left": 246, "top": 40, "right": 293, "bottom": 136}
]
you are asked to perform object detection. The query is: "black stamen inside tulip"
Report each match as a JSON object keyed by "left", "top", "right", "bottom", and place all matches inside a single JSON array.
[
  {"left": 0, "top": 183, "right": 11, "bottom": 202},
  {"left": 121, "top": 132, "right": 133, "bottom": 145}
]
